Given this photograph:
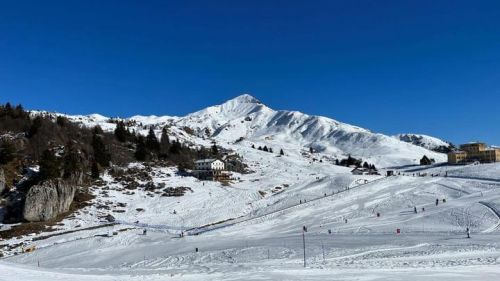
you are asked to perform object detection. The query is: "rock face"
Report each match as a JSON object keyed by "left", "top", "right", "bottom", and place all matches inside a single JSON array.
[
  {"left": 0, "top": 168, "right": 5, "bottom": 194},
  {"left": 23, "top": 180, "right": 77, "bottom": 222}
]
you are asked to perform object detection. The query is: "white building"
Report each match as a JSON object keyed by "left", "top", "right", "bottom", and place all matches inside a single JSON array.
[{"left": 195, "top": 159, "right": 225, "bottom": 171}]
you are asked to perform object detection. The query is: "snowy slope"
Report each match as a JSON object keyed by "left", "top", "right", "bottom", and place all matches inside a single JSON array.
[
  {"left": 3, "top": 163, "right": 500, "bottom": 281},
  {"left": 395, "top": 133, "right": 452, "bottom": 152},
  {"left": 4, "top": 95, "right": 499, "bottom": 281}
]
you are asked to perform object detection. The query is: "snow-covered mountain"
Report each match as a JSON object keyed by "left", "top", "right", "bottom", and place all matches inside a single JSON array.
[
  {"left": 32, "top": 94, "right": 446, "bottom": 167},
  {"left": 395, "top": 133, "right": 453, "bottom": 153},
  {"left": 171, "top": 94, "right": 446, "bottom": 167}
]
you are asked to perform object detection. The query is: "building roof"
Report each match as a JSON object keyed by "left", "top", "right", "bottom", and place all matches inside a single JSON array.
[
  {"left": 461, "top": 142, "right": 486, "bottom": 146},
  {"left": 195, "top": 159, "right": 220, "bottom": 164}
]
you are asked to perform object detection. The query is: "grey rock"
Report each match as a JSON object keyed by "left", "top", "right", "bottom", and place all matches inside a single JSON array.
[
  {"left": 23, "top": 179, "right": 77, "bottom": 222},
  {"left": 104, "top": 214, "right": 115, "bottom": 222}
]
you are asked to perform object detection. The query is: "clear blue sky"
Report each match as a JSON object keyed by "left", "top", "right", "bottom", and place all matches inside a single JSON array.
[{"left": 1, "top": 1, "right": 499, "bottom": 145}]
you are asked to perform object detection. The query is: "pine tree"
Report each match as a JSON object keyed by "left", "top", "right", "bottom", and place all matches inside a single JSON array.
[
  {"left": 263, "top": 146, "right": 269, "bottom": 152},
  {"left": 251, "top": 144, "right": 255, "bottom": 149},
  {"left": 211, "top": 142, "right": 219, "bottom": 156},
  {"left": 92, "top": 125, "right": 104, "bottom": 135},
  {"left": 56, "top": 116, "right": 67, "bottom": 127},
  {"left": 160, "top": 127, "right": 170, "bottom": 156},
  {"left": 27, "top": 116, "right": 43, "bottom": 138},
  {"left": 258, "top": 146, "right": 262, "bottom": 150},
  {"left": 114, "top": 121, "right": 129, "bottom": 142},
  {"left": 4, "top": 103, "right": 13, "bottom": 116},
  {"left": 169, "top": 140, "right": 181, "bottom": 154},
  {"left": 62, "top": 142, "right": 82, "bottom": 178},
  {"left": 91, "top": 161, "right": 100, "bottom": 179},
  {"left": 92, "top": 133, "right": 111, "bottom": 167},
  {"left": 135, "top": 136, "right": 148, "bottom": 161},
  {"left": 280, "top": 149, "right": 284, "bottom": 156},
  {"left": 0, "top": 141, "right": 16, "bottom": 164},
  {"left": 145, "top": 128, "right": 160, "bottom": 152},
  {"left": 39, "top": 149, "right": 60, "bottom": 180}
]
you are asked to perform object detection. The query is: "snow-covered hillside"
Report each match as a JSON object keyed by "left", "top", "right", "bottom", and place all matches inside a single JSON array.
[
  {"left": 3, "top": 95, "right": 500, "bottom": 280},
  {"left": 33, "top": 94, "right": 447, "bottom": 167},
  {"left": 395, "top": 133, "right": 452, "bottom": 152}
]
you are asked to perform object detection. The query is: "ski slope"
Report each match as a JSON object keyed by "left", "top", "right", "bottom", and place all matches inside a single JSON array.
[
  {"left": 3, "top": 162, "right": 500, "bottom": 280},
  {"left": 2, "top": 95, "right": 499, "bottom": 280}
]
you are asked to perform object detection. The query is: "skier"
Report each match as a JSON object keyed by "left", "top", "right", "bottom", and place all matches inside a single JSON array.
[
  {"left": 414, "top": 206, "right": 417, "bottom": 214},
  {"left": 422, "top": 207, "right": 425, "bottom": 212},
  {"left": 143, "top": 229, "right": 147, "bottom": 236},
  {"left": 435, "top": 199, "right": 439, "bottom": 206},
  {"left": 466, "top": 227, "right": 471, "bottom": 239}
]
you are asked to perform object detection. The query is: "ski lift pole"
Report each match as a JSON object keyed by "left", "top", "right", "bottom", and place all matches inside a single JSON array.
[{"left": 302, "top": 226, "right": 307, "bottom": 267}]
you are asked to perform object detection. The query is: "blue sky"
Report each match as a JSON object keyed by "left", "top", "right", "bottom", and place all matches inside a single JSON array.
[{"left": 1, "top": 1, "right": 499, "bottom": 145}]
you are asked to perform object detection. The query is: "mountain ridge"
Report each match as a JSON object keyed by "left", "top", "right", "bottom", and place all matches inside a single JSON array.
[{"left": 30, "top": 94, "right": 447, "bottom": 167}]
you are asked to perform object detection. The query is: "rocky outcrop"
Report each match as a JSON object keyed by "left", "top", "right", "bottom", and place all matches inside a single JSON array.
[
  {"left": 22, "top": 179, "right": 77, "bottom": 222},
  {"left": 0, "top": 168, "right": 5, "bottom": 194}
]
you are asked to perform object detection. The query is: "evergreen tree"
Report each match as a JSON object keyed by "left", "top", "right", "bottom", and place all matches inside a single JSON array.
[
  {"left": 56, "top": 116, "right": 68, "bottom": 127},
  {"left": 0, "top": 141, "right": 16, "bottom": 164},
  {"left": 92, "top": 125, "right": 104, "bottom": 135},
  {"left": 39, "top": 149, "right": 60, "bottom": 180},
  {"left": 114, "top": 121, "right": 129, "bottom": 142},
  {"left": 135, "top": 136, "right": 148, "bottom": 161},
  {"left": 263, "top": 146, "right": 269, "bottom": 152},
  {"left": 62, "top": 142, "right": 82, "bottom": 178},
  {"left": 309, "top": 147, "right": 314, "bottom": 154},
  {"left": 258, "top": 146, "right": 262, "bottom": 150},
  {"left": 92, "top": 133, "right": 111, "bottom": 167},
  {"left": 91, "top": 161, "right": 100, "bottom": 179},
  {"left": 251, "top": 144, "right": 255, "bottom": 149},
  {"left": 335, "top": 159, "right": 340, "bottom": 165},
  {"left": 159, "top": 127, "right": 170, "bottom": 157},
  {"left": 145, "top": 128, "right": 160, "bottom": 152},
  {"left": 169, "top": 140, "right": 181, "bottom": 154},
  {"left": 363, "top": 162, "right": 370, "bottom": 169},
  {"left": 4, "top": 102, "right": 13, "bottom": 116},
  {"left": 13, "top": 104, "right": 27, "bottom": 119},
  {"left": 27, "top": 116, "right": 43, "bottom": 138},
  {"left": 269, "top": 148, "right": 273, "bottom": 153},
  {"left": 280, "top": 149, "right": 284, "bottom": 156},
  {"left": 211, "top": 142, "right": 219, "bottom": 156}
]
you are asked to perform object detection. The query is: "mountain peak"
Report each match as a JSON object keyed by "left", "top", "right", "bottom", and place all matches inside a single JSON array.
[{"left": 228, "top": 94, "right": 261, "bottom": 104}]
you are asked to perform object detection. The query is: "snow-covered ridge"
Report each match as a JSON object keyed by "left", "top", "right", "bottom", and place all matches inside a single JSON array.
[
  {"left": 30, "top": 94, "right": 447, "bottom": 167},
  {"left": 395, "top": 133, "right": 452, "bottom": 151}
]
